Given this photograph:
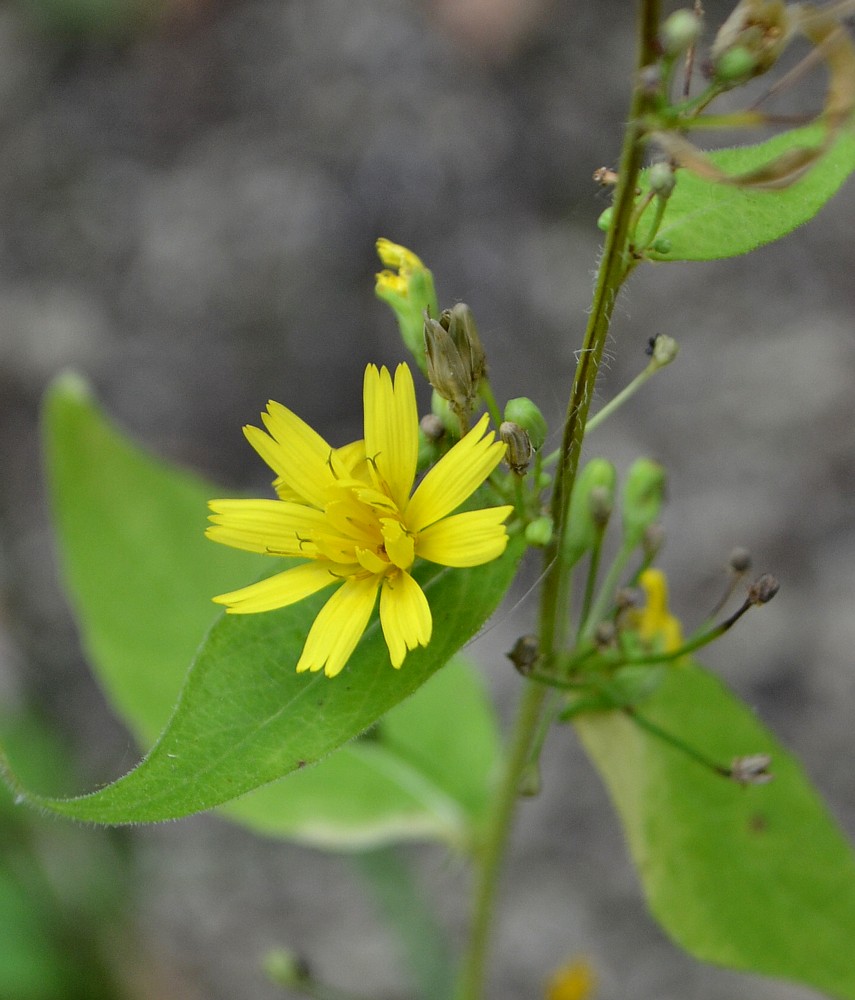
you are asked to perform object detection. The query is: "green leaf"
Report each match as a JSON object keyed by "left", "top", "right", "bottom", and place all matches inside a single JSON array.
[
  {"left": 3, "top": 375, "right": 516, "bottom": 836},
  {"left": 42, "top": 372, "right": 266, "bottom": 748},
  {"left": 219, "top": 657, "right": 502, "bottom": 849},
  {"left": 634, "top": 123, "right": 855, "bottom": 261},
  {"left": 574, "top": 663, "right": 855, "bottom": 998}
]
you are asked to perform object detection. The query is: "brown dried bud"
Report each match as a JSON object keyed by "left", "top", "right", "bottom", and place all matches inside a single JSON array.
[
  {"left": 747, "top": 573, "right": 780, "bottom": 605},
  {"left": 730, "top": 753, "right": 773, "bottom": 785},
  {"left": 594, "top": 621, "right": 617, "bottom": 650},
  {"left": 424, "top": 303, "right": 487, "bottom": 414},
  {"left": 500, "top": 421, "right": 533, "bottom": 476},
  {"left": 420, "top": 413, "right": 445, "bottom": 443},
  {"left": 507, "top": 634, "right": 540, "bottom": 675}
]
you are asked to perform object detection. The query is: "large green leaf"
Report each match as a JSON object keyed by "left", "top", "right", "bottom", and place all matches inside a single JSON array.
[
  {"left": 1, "top": 374, "right": 515, "bottom": 836},
  {"left": 634, "top": 123, "right": 855, "bottom": 261},
  {"left": 574, "top": 664, "right": 855, "bottom": 998},
  {"left": 220, "top": 657, "right": 502, "bottom": 850}
]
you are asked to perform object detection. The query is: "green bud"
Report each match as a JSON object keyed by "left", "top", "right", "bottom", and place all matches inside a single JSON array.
[
  {"left": 597, "top": 207, "right": 613, "bottom": 232},
  {"left": 622, "top": 458, "right": 666, "bottom": 545},
  {"left": 714, "top": 44, "right": 758, "bottom": 83},
  {"left": 652, "top": 238, "right": 672, "bottom": 256},
  {"left": 661, "top": 8, "right": 702, "bottom": 55},
  {"left": 500, "top": 421, "right": 533, "bottom": 475},
  {"left": 503, "top": 397, "right": 548, "bottom": 451},
  {"left": 563, "top": 458, "right": 617, "bottom": 559},
  {"left": 648, "top": 161, "right": 676, "bottom": 198},
  {"left": 711, "top": 0, "right": 791, "bottom": 87},
  {"left": 525, "top": 515, "right": 554, "bottom": 548},
  {"left": 424, "top": 303, "right": 486, "bottom": 414}
]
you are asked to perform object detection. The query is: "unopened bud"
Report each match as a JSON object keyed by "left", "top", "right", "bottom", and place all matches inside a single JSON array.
[
  {"left": 563, "top": 458, "right": 617, "bottom": 559},
  {"left": 420, "top": 413, "right": 445, "bottom": 443},
  {"left": 424, "top": 303, "right": 486, "bottom": 413},
  {"left": 597, "top": 207, "right": 614, "bottom": 232},
  {"left": 730, "top": 753, "right": 773, "bottom": 785},
  {"left": 649, "top": 161, "right": 677, "bottom": 198},
  {"left": 661, "top": 8, "right": 703, "bottom": 55},
  {"left": 652, "top": 237, "right": 672, "bottom": 256},
  {"left": 504, "top": 397, "right": 548, "bottom": 451},
  {"left": 594, "top": 621, "right": 617, "bottom": 649},
  {"left": 647, "top": 333, "right": 679, "bottom": 368},
  {"left": 500, "top": 421, "right": 533, "bottom": 475},
  {"left": 508, "top": 634, "right": 540, "bottom": 675},
  {"left": 525, "top": 516, "right": 554, "bottom": 548},
  {"left": 728, "top": 546, "right": 752, "bottom": 574},
  {"left": 747, "top": 573, "right": 779, "bottom": 605},
  {"left": 622, "top": 458, "right": 666, "bottom": 546},
  {"left": 711, "top": 0, "right": 791, "bottom": 86}
]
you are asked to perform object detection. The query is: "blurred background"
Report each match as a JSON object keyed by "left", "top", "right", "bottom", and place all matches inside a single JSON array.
[{"left": 1, "top": 0, "right": 855, "bottom": 997}]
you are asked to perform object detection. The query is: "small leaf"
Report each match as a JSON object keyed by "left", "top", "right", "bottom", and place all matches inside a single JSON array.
[
  {"left": 635, "top": 123, "right": 855, "bottom": 260},
  {"left": 574, "top": 663, "right": 855, "bottom": 998}
]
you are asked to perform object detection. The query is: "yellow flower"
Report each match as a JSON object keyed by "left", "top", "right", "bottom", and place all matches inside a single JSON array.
[
  {"left": 546, "top": 958, "right": 597, "bottom": 1000},
  {"left": 633, "top": 568, "right": 683, "bottom": 653},
  {"left": 207, "top": 363, "right": 512, "bottom": 678},
  {"left": 374, "top": 238, "right": 425, "bottom": 296}
]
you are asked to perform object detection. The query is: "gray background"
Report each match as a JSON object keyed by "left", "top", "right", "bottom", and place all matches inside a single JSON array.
[{"left": 1, "top": 0, "right": 854, "bottom": 996}]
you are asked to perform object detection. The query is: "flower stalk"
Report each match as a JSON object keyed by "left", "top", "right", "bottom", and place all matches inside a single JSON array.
[{"left": 454, "top": 3, "right": 662, "bottom": 997}]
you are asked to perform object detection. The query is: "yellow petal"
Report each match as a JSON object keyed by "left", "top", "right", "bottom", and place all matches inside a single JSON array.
[
  {"left": 213, "top": 561, "right": 337, "bottom": 614},
  {"left": 207, "top": 499, "right": 326, "bottom": 556},
  {"left": 416, "top": 506, "right": 513, "bottom": 567},
  {"left": 406, "top": 415, "right": 507, "bottom": 532},
  {"left": 363, "top": 364, "right": 418, "bottom": 510},
  {"left": 296, "top": 575, "right": 380, "bottom": 677},
  {"left": 379, "top": 570, "right": 432, "bottom": 668},
  {"left": 381, "top": 518, "right": 415, "bottom": 570},
  {"left": 249, "top": 401, "right": 337, "bottom": 507}
]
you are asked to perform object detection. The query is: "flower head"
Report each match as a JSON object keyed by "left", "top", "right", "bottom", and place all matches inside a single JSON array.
[
  {"left": 374, "top": 239, "right": 438, "bottom": 371},
  {"left": 545, "top": 958, "right": 597, "bottom": 1000},
  {"left": 631, "top": 568, "right": 683, "bottom": 653},
  {"left": 207, "top": 363, "right": 512, "bottom": 678}
]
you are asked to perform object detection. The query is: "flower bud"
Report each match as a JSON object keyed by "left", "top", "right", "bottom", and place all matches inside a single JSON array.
[
  {"left": 507, "top": 634, "right": 540, "bottom": 674},
  {"left": 504, "top": 397, "right": 548, "bottom": 451},
  {"left": 747, "top": 572, "right": 779, "bottom": 605},
  {"left": 375, "top": 239, "right": 439, "bottom": 373},
  {"left": 711, "top": 0, "right": 791, "bottom": 86},
  {"left": 424, "top": 303, "right": 486, "bottom": 414},
  {"left": 652, "top": 237, "right": 672, "bottom": 256},
  {"left": 649, "top": 160, "right": 677, "bottom": 198},
  {"left": 563, "top": 458, "right": 617, "bottom": 560},
  {"left": 264, "top": 949, "right": 311, "bottom": 988},
  {"left": 661, "top": 8, "right": 702, "bottom": 55},
  {"left": 646, "top": 333, "right": 679, "bottom": 368},
  {"left": 728, "top": 546, "right": 752, "bottom": 573},
  {"left": 525, "top": 515, "right": 554, "bottom": 548},
  {"left": 597, "top": 207, "right": 613, "bottom": 232},
  {"left": 622, "top": 458, "right": 666, "bottom": 546},
  {"left": 500, "top": 421, "right": 533, "bottom": 475}
]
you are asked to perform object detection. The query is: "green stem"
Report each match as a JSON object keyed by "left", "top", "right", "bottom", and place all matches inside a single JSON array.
[
  {"left": 454, "top": 680, "right": 547, "bottom": 1000},
  {"left": 454, "top": 5, "right": 660, "bottom": 999}
]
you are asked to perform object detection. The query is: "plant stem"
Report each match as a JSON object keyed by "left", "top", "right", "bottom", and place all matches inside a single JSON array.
[
  {"left": 454, "top": 680, "right": 547, "bottom": 1000},
  {"left": 454, "top": 4, "right": 661, "bottom": 998}
]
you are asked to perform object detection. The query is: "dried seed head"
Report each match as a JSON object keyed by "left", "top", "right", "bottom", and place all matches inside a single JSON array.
[
  {"left": 500, "top": 421, "right": 533, "bottom": 475},
  {"left": 747, "top": 573, "right": 780, "bottom": 605},
  {"left": 508, "top": 634, "right": 540, "bottom": 675}
]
